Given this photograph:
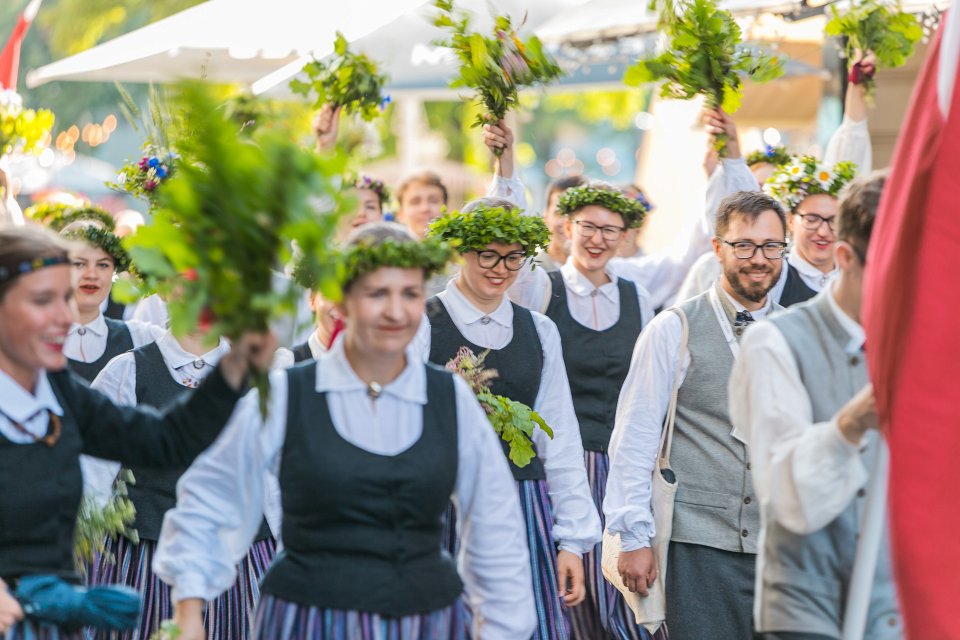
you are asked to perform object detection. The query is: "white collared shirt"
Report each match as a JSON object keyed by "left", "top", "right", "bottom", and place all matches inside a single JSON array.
[
  {"left": 306, "top": 330, "right": 329, "bottom": 360},
  {"left": 413, "top": 279, "right": 603, "bottom": 556},
  {"left": 153, "top": 339, "right": 535, "bottom": 640},
  {"left": 787, "top": 253, "right": 838, "bottom": 294},
  {"left": 81, "top": 332, "right": 231, "bottom": 507},
  {"left": 604, "top": 284, "right": 774, "bottom": 550},
  {"left": 729, "top": 282, "right": 868, "bottom": 537},
  {"left": 0, "top": 370, "right": 65, "bottom": 444},
  {"left": 509, "top": 259, "right": 654, "bottom": 331},
  {"left": 64, "top": 313, "right": 163, "bottom": 364}
]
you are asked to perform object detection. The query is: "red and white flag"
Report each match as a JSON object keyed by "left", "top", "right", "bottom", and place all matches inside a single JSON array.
[
  {"left": 0, "top": 0, "right": 43, "bottom": 90},
  {"left": 862, "top": 9, "right": 960, "bottom": 638}
]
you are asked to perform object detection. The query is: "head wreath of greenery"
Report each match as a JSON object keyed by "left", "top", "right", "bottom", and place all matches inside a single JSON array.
[
  {"left": 556, "top": 184, "right": 647, "bottom": 228},
  {"left": 293, "top": 236, "right": 454, "bottom": 293},
  {"left": 427, "top": 205, "right": 550, "bottom": 257},
  {"left": 763, "top": 155, "right": 858, "bottom": 211},
  {"left": 353, "top": 175, "right": 391, "bottom": 206},
  {"left": 25, "top": 201, "right": 116, "bottom": 232},
  {"left": 62, "top": 224, "right": 131, "bottom": 273},
  {"left": 746, "top": 145, "right": 792, "bottom": 168}
]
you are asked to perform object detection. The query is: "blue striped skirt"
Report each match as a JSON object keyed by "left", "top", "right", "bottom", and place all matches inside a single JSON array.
[
  {"left": 252, "top": 595, "right": 467, "bottom": 640},
  {"left": 568, "top": 451, "right": 669, "bottom": 640},
  {"left": 86, "top": 535, "right": 276, "bottom": 640},
  {"left": 3, "top": 622, "right": 84, "bottom": 640}
]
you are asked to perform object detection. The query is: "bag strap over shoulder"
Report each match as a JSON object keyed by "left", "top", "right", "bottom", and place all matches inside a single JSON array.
[{"left": 659, "top": 308, "right": 688, "bottom": 464}]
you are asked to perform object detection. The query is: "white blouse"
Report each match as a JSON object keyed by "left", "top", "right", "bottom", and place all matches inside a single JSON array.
[
  {"left": 152, "top": 339, "right": 536, "bottom": 640},
  {"left": 64, "top": 314, "right": 163, "bottom": 364},
  {"left": 0, "top": 369, "right": 65, "bottom": 444},
  {"left": 80, "top": 332, "right": 230, "bottom": 508},
  {"left": 413, "top": 279, "right": 603, "bottom": 556},
  {"left": 510, "top": 258, "right": 655, "bottom": 330}
]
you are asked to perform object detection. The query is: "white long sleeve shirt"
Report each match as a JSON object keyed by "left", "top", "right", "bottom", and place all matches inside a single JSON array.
[
  {"left": 153, "top": 339, "right": 535, "bottom": 640},
  {"left": 729, "top": 285, "right": 869, "bottom": 535},
  {"left": 824, "top": 115, "right": 872, "bottom": 174},
  {"left": 80, "top": 332, "right": 231, "bottom": 508},
  {"left": 613, "top": 157, "right": 759, "bottom": 309},
  {"left": 64, "top": 314, "right": 163, "bottom": 363},
  {"left": 604, "top": 287, "right": 774, "bottom": 551},
  {"left": 509, "top": 259, "right": 655, "bottom": 330},
  {"left": 413, "top": 279, "right": 603, "bottom": 556}
]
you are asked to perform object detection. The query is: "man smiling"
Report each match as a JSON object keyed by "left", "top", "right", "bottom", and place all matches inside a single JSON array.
[{"left": 605, "top": 191, "right": 787, "bottom": 639}]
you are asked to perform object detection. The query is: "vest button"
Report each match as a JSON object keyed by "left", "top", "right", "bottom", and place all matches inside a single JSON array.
[
  {"left": 857, "top": 488, "right": 866, "bottom": 498},
  {"left": 746, "top": 462, "right": 752, "bottom": 471},
  {"left": 741, "top": 529, "right": 749, "bottom": 538},
  {"left": 743, "top": 496, "right": 752, "bottom": 505},
  {"left": 888, "top": 617, "right": 899, "bottom": 627},
  {"left": 849, "top": 355, "right": 860, "bottom": 366}
]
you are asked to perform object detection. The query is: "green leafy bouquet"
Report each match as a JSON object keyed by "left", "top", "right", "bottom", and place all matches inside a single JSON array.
[
  {"left": 0, "top": 88, "right": 54, "bottom": 158},
  {"left": 290, "top": 32, "right": 390, "bottom": 122},
  {"left": 624, "top": 0, "right": 783, "bottom": 155},
  {"left": 446, "top": 347, "right": 553, "bottom": 467},
  {"left": 433, "top": 0, "right": 563, "bottom": 154},
  {"left": 826, "top": 0, "right": 922, "bottom": 101},
  {"left": 120, "top": 82, "right": 351, "bottom": 416},
  {"left": 74, "top": 469, "right": 137, "bottom": 577}
]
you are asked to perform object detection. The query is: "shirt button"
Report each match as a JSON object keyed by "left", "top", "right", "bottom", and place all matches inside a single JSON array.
[
  {"left": 741, "top": 529, "right": 749, "bottom": 538},
  {"left": 479, "top": 316, "right": 491, "bottom": 325},
  {"left": 857, "top": 488, "right": 866, "bottom": 498},
  {"left": 743, "top": 496, "right": 752, "bottom": 505}
]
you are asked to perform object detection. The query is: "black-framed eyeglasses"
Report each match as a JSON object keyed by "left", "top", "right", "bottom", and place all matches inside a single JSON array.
[
  {"left": 794, "top": 212, "right": 836, "bottom": 231},
  {"left": 574, "top": 220, "right": 626, "bottom": 241},
  {"left": 475, "top": 250, "right": 528, "bottom": 271},
  {"left": 716, "top": 237, "right": 788, "bottom": 260}
]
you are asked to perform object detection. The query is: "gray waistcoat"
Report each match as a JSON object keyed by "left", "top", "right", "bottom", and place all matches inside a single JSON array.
[
  {"left": 671, "top": 284, "right": 769, "bottom": 554},
  {"left": 758, "top": 290, "right": 901, "bottom": 638}
]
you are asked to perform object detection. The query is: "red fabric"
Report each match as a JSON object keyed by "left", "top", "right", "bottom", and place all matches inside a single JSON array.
[
  {"left": 326, "top": 317, "right": 345, "bottom": 349},
  {"left": 862, "top": 18, "right": 960, "bottom": 638},
  {"left": 0, "top": 12, "right": 30, "bottom": 90}
]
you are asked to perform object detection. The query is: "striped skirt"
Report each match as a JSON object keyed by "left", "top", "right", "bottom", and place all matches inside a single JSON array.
[
  {"left": 568, "top": 451, "right": 669, "bottom": 640},
  {"left": 3, "top": 623, "right": 84, "bottom": 640},
  {"left": 86, "top": 535, "right": 276, "bottom": 640},
  {"left": 252, "top": 595, "right": 466, "bottom": 640}
]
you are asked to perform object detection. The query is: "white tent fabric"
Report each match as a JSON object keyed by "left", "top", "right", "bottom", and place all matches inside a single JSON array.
[{"left": 25, "top": 0, "right": 426, "bottom": 87}]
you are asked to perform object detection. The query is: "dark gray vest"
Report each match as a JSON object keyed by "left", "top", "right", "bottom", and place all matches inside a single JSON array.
[
  {"left": 67, "top": 317, "right": 133, "bottom": 384},
  {"left": 291, "top": 341, "right": 312, "bottom": 363},
  {"left": 426, "top": 296, "right": 546, "bottom": 480},
  {"left": 779, "top": 263, "right": 818, "bottom": 308},
  {"left": 671, "top": 285, "right": 777, "bottom": 553},
  {"left": 124, "top": 342, "right": 271, "bottom": 541},
  {"left": 260, "top": 362, "right": 462, "bottom": 617},
  {"left": 759, "top": 291, "right": 901, "bottom": 638},
  {"left": 544, "top": 271, "right": 642, "bottom": 452}
]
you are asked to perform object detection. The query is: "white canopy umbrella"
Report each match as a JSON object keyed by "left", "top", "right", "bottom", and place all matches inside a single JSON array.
[{"left": 25, "top": 0, "right": 427, "bottom": 87}]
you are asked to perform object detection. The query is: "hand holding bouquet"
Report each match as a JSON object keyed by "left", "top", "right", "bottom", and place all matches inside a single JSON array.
[
  {"left": 433, "top": 0, "right": 563, "bottom": 154},
  {"left": 624, "top": 0, "right": 783, "bottom": 156}
]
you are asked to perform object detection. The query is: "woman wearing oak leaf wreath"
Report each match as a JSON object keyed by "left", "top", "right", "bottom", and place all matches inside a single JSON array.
[
  {"left": 421, "top": 202, "right": 602, "bottom": 640},
  {"left": 0, "top": 225, "right": 273, "bottom": 640},
  {"left": 154, "top": 222, "right": 536, "bottom": 640}
]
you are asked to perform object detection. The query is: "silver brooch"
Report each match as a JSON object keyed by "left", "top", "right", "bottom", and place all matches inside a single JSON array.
[
  {"left": 192, "top": 359, "right": 205, "bottom": 370},
  {"left": 367, "top": 382, "right": 383, "bottom": 399}
]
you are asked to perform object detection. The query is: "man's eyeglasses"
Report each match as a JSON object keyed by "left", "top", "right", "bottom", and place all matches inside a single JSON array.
[
  {"left": 574, "top": 220, "right": 626, "bottom": 241},
  {"left": 793, "top": 212, "right": 836, "bottom": 231},
  {"left": 476, "top": 250, "right": 528, "bottom": 271},
  {"left": 716, "top": 238, "right": 788, "bottom": 260}
]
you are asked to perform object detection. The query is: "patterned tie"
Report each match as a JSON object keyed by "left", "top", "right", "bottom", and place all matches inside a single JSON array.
[{"left": 734, "top": 310, "right": 755, "bottom": 328}]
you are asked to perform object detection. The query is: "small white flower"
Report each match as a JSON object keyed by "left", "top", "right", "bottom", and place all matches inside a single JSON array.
[
  {"left": 116, "top": 172, "right": 127, "bottom": 184},
  {"left": 814, "top": 165, "right": 833, "bottom": 190}
]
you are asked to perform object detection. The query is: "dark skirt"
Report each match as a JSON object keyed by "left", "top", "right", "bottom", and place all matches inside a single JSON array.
[
  {"left": 87, "top": 535, "right": 276, "bottom": 640},
  {"left": 252, "top": 594, "right": 467, "bottom": 640},
  {"left": 568, "top": 451, "right": 669, "bottom": 640},
  {"left": 3, "top": 622, "right": 84, "bottom": 640}
]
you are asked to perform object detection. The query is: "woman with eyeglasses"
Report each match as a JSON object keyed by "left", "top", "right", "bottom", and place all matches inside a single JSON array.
[
  {"left": 154, "top": 223, "right": 535, "bottom": 640},
  {"left": 422, "top": 201, "right": 601, "bottom": 640},
  {"left": 0, "top": 225, "right": 271, "bottom": 640},
  {"left": 506, "top": 183, "right": 666, "bottom": 640}
]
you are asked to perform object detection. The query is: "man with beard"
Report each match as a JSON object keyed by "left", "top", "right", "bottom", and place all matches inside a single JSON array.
[{"left": 605, "top": 191, "right": 787, "bottom": 639}]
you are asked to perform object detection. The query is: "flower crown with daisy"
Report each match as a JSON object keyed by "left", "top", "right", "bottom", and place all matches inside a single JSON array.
[{"left": 763, "top": 155, "right": 857, "bottom": 211}]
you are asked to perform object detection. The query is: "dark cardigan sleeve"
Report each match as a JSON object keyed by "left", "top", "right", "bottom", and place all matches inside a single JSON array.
[{"left": 51, "top": 366, "right": 244, "bottom": 469}]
